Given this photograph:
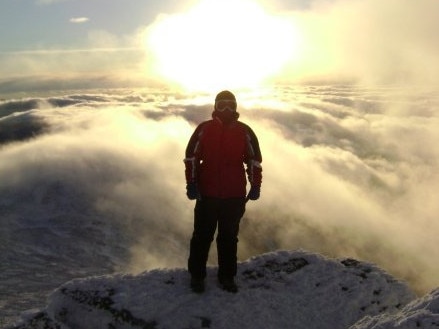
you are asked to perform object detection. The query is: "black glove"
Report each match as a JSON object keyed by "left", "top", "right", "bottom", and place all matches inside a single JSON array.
[
  {"left": 186, "top": 182, "right": 200, "bottom": 200},
  {"left": 247, "top": 185, "right": 260, "bottom": 201}
]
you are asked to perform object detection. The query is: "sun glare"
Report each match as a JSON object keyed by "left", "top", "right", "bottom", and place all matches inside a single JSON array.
[{"left": 144, "top": 0, "right": 301, "bottom": 91}]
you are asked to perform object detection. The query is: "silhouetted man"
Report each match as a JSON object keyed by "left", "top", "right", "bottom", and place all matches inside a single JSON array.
[{"left": 184, "top": 90, "right": 262, "bottom": 293}]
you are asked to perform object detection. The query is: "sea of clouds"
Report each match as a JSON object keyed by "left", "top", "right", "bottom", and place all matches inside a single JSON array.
[{"left": 1, "top": 86, "right": 438, "bottom": 325}]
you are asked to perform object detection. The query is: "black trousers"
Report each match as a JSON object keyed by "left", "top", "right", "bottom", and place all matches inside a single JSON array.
[{"left": 188, "top": 197, "right": 246, "bottom": 280}]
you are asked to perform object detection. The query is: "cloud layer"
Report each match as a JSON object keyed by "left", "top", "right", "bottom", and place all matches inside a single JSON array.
[
  {"left": 1, "top": 86, "right": 438, "bottom": 297},
  {"left": 270, "top": 0, "right": 439, "bottom": 85}
]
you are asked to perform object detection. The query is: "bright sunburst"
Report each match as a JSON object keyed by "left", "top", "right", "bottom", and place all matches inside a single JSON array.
[{"left": 144, "top": 0, "right": 301, "bottom": 91}]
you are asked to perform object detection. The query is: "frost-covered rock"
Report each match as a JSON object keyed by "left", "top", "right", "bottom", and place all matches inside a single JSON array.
[
  {"left": 10, "top": 250, "right": 416, "bottom": 329},
  {"left": 350, "top": 288, "right": 439, "bottom": 329}
]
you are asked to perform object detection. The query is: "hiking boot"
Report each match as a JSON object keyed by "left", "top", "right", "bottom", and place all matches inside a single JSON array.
[
  {"left": 190, "top": 277, "right": 205, "bottom": 293},
  {"left": 219, "top": 277, "right": 238, "bottom": 293}
]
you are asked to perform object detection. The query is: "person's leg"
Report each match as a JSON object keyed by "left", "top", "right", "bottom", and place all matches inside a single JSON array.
[
  {"left": 216, "top": 198, "right": 245, "bottom": 290},
  {"left": 188, "top": 198, "right": 218, "bottom": 281}
]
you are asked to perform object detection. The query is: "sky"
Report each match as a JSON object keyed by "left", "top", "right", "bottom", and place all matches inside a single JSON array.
[
  {"left": 1, "top": 0, "right": 439, "bottom": 93},
  {"left": 0, "top": 0, "right": 310, "bottom": 50}
]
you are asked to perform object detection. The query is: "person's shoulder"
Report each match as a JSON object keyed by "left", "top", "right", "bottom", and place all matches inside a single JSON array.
[
  {"left": 193, "top": 119, "right": 216, "bottom": 134},
  {"left": 196, "top": 119, "right": 214, "bottom": 128},
  {"left": 235, "top": 120, "right": 249, "bottom": 127},
  {"left": 235, "top": 121, "right": 259, "bottom": 140},
  {"left": 235, "top": 120, "right": 253, "bottom": 131}
]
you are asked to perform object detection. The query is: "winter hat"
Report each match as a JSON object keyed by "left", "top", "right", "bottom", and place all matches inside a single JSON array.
[
  {"left": 215, "top": 90, "right": 236, "bottom": 102},
  {"left": 212, "top": 90, "right": 240, "bottom": 124}
]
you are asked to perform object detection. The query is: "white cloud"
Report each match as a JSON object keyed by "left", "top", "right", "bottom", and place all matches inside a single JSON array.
[
  {"left": 283, "top": 0, "right": 439, "bottom": 85},
  {"left": 70, "top": 17, "right": 90, "bottom": 24}
]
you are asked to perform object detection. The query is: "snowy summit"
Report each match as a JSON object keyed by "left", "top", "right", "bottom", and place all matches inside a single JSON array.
[{"left": 9, "top": 250, "right": 439, "bottom": 329}]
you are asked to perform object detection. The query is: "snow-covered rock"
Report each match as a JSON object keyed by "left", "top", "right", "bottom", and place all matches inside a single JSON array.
[
  {"left": 351, "top": 288, "right": 439, "bottom": 329},
  {"left": 9, "top": 250, "right": 421, "bottom": 329}
]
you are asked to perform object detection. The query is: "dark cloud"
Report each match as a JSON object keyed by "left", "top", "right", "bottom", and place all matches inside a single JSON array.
[{"left": 0, "top": 112, "right": 49, "bottom": 145}]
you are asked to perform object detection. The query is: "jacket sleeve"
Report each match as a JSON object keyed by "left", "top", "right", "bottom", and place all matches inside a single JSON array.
[
  {"left": 183, "top": 123, "right": 205, "bottom": 183},
  {"left": 244, "top": 125, "right": 263, "bottom": 187}
]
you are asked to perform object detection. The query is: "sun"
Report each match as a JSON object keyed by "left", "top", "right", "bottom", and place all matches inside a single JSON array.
[{"left": 143, "top": 0, "right": 301, "bottom": 91}]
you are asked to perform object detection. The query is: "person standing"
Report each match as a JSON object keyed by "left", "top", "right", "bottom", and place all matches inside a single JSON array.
[{"left": 184, "top": 90, "right": 263, "bottom": 293}]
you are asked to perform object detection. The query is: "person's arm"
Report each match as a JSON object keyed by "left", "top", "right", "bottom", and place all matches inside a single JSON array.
[
  {"left": 184, "top": 123, "right": 205, "bottom": 183},
  {"left": 244, "top": 125, "right": 262, "bottom": 199},
  {"left": 183, "top": 123, "right": 206, "bottom": 199}
]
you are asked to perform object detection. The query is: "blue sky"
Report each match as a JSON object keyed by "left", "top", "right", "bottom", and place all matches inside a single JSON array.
[{"left": 0, "top": 0, "right": 189, "bottom": 51}]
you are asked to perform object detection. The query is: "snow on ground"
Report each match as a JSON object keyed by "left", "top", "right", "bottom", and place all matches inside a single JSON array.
[
  {"left": 10, "top": 249, "right": 439, "bottom": 329},
  {"left": 351, "top": 288, "right": 439, "bottom": 329}
]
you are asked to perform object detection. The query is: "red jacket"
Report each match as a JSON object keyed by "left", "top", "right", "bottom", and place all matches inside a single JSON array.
[{"left": 184, "top": 116, "right": 262, "bottom": 198}]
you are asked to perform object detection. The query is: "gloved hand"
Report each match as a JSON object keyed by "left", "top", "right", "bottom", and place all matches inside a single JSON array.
[
  {"left": 247, "top": 185, "right": 260, "bottom": 201},
  {"left": 186, "top": 182, "right": 199, "bottom": 200}
]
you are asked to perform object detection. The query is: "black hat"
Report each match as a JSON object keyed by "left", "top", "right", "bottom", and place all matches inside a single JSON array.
[{"left": 215, "top": 90, "right": 236, "bottom": 102}]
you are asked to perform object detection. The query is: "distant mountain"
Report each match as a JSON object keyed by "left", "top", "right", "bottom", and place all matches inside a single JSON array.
[{"left": 9, "top": 250, "right": 438, "bottom": 329}]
